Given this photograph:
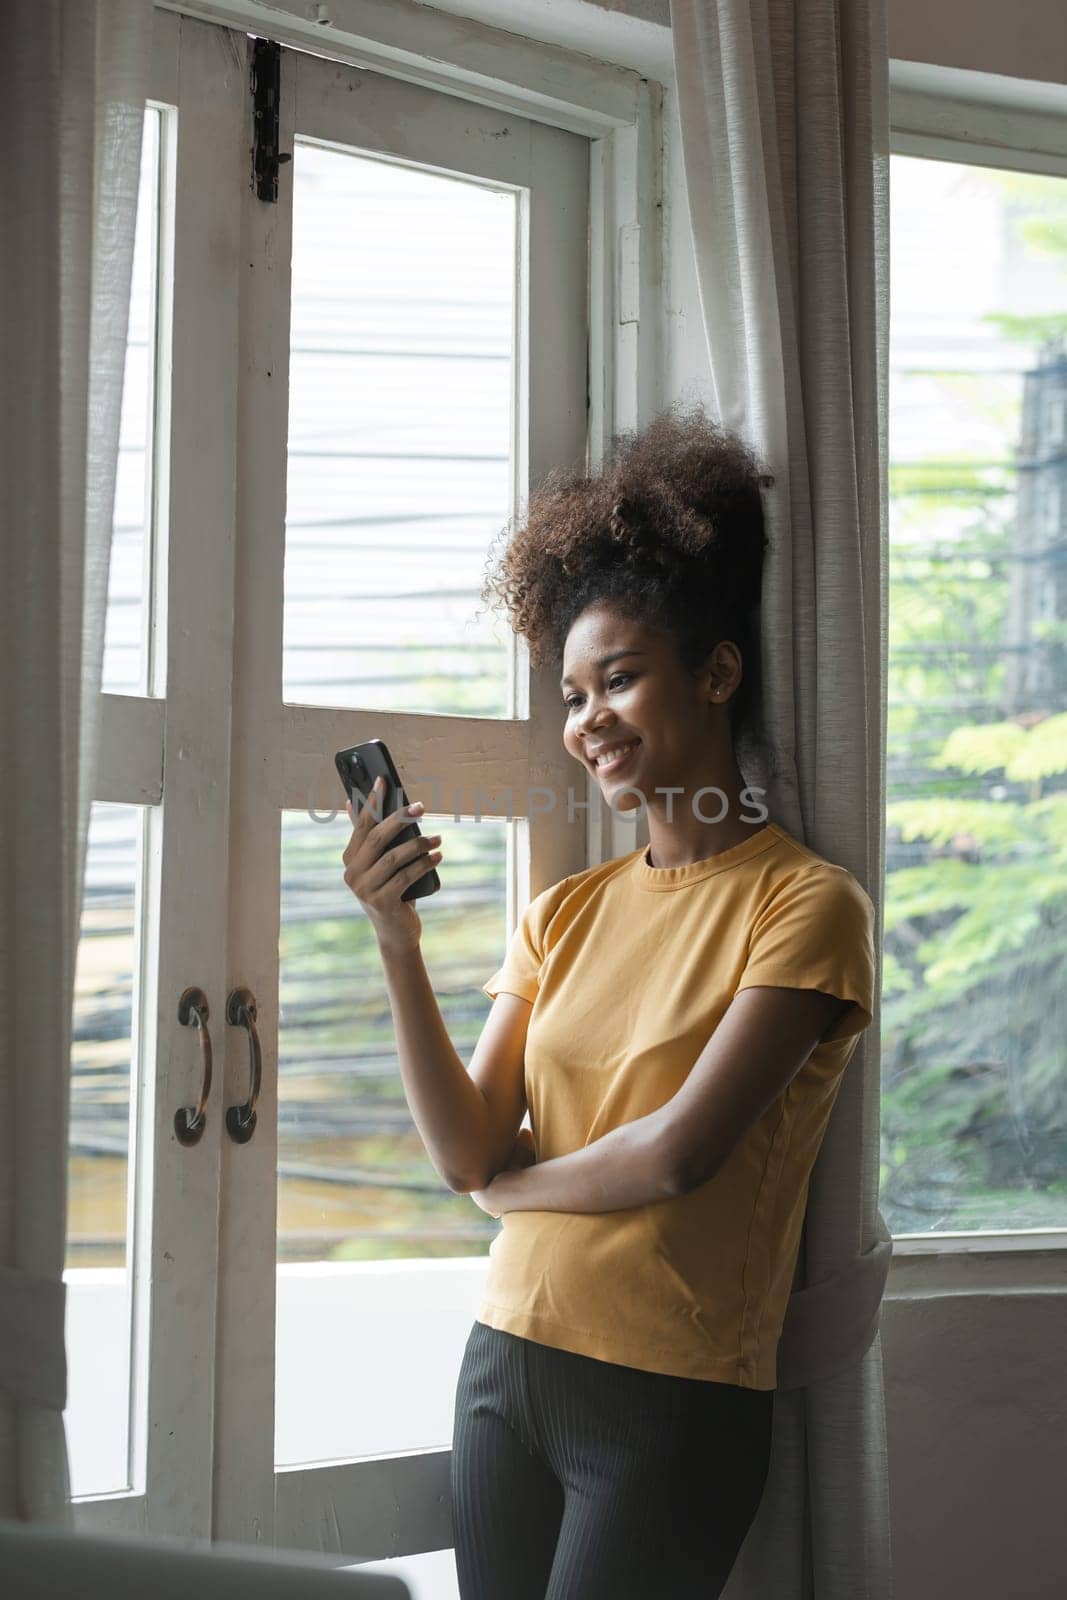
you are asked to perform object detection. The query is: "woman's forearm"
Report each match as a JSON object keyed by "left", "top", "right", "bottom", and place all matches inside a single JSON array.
[
  {"left": 481, "top": 1110, "right": 679, "bottom": 1215},
  {"left": 378, "top": 942, "right": 490, "bottom": 1192}
]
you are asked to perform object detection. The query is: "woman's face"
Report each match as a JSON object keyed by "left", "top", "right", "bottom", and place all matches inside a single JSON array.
[{"left": 560, "top": 600, "right": 742, "bottom": 813}]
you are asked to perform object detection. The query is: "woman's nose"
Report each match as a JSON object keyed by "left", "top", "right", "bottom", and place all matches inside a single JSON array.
[{"left": 577, "top": 704, "right": 615, "bottom": 740}]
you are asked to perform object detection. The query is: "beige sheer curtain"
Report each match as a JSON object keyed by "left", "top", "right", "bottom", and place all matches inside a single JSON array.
[
  {"left": 668, "top": 0, "right": 893, "bottom": 1595},
  {"left": 0, "top": 0, "right": 153, "bottom": 1521}
]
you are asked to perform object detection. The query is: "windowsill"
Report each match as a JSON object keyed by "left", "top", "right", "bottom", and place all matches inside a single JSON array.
[
  {"left": 885, "top": 1231, "right": 1067, "bottom": 1299},
  {"left": 890, "top": 1229, "right": 1067, "bottom": 1255}
]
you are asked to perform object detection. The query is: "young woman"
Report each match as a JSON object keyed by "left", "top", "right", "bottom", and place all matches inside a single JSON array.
[{"left": 341, "top": 402, "right": 877, "bottom": 1600}]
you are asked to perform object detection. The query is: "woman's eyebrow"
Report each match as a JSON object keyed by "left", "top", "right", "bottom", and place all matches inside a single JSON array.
[{"left": 559, "top": 650, "right": 647, "bottom": 691}]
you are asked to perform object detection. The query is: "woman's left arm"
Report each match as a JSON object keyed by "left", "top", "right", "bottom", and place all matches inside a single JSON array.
[
  {"left": 471, "top": 984, "right": 853, "bottom": 1217},
  {"left": 471, "top": 1110, "right": 677, "bottom": 1217}
]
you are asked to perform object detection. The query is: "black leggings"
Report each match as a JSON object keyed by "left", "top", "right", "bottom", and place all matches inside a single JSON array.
[{"left": 450, "top": 1318, "right": 774, "bottom": 1600}]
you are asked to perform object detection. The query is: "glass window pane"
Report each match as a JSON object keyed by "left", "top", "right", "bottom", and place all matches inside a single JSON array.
[
  {"left": 64, "top": 803, "right": 145, "bottom": 1495},
  {"left": 102, "top": 108, "right": 163, "bottom": 697},
  {"left": 275, "top": 805, "right": 510, "bottom": 1466},
  {"left": 282, "top": 142, "right": 516, "bottom": 716},
  {"left": 885, "top": 156, "right": 1067, "bottom": 1236}
]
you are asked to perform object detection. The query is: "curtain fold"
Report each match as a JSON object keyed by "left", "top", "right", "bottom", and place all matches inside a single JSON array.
[
  {"left": 668, "top": 0, "right": 893, "bottom": 1595},
  {"left": 0, "top": 0, "right": 153, "bottom": 1520}
]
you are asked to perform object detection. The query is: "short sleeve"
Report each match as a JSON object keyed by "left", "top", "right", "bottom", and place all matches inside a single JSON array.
[
  {"left": 734, "top": 866, "right": 877, "bottom": 1043},
  {"left": 482, "top": 882, "right": 564, "bottom": 1004}
]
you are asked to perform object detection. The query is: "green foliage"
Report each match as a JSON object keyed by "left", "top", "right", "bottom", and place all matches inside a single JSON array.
[
  {"left": 883, "top": 706, "right": 1067, "bottom": 1230},
  {"left": 880, "top": 158, "right": 1067, "bottom": 1232},
  {"left": 983, "top": 311, "right": 1067, "bottom": 346},
  {"left": 930, "top": 721, "right": 1029, "bottom": 776},
  {"left": 977, "top": 167, "right": 1067, "bottom": 354}
]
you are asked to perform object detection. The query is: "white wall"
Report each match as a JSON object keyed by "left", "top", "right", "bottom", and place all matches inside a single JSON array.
[
  {"left": 889, "top": 0, "right": 1067, "bottom": 87},
  {"left": 881, "top": 1290, "right": 1067, "bottom": 1599},
  {"left": 582, "top": 0, "right": 1067, "bottom": 90}
]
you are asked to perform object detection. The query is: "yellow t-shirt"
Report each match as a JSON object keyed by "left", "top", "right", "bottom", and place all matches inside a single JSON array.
[{"left": 477, "top": 820, "right": 877, "bottom": 1390}]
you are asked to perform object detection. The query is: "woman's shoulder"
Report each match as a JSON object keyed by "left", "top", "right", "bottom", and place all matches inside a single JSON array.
[
  {"left": 760, "top": 823, "right": 875, "bottom": 914},
  {"left": 521, "top": 850, "right": 640, "bottom": 937},
  {"left": 539, "top": 848, "right": 643, "bottom": 903}
]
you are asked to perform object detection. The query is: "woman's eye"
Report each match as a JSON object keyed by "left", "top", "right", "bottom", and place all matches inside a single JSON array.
[{"left": 564, "top": 673, "right": 632, "bottom": 710}]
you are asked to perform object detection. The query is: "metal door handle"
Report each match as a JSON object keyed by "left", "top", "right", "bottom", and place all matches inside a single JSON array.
[
  {"left": 225, "top": 987, "right": 261, "bottom": 1144},
  {"left": 174, "top": 987, "right": 212, "bottom": 1146}
]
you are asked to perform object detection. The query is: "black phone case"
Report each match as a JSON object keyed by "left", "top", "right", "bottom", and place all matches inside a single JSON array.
[{"left": 334, "top": 738, "right": 441, "bottom": 903}]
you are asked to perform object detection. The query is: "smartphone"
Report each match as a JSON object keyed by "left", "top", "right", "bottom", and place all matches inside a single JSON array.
[{"left": 334, "top": 738, "right": 441, "bottom": 903}]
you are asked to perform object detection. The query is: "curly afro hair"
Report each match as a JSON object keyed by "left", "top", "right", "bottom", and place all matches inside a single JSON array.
[{"left": 479, "top": 398, "right": 775, "bottom": 773}]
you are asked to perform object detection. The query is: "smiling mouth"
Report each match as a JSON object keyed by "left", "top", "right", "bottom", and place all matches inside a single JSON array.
[{"left": 591, "top": 739, "right": 641, "bottom": 777}]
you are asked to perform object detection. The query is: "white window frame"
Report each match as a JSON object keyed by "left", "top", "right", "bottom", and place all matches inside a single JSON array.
[
  {"left": 74, "top": 14, "right": 245, "bottom": 1539},
  {"left": 886, "top": 62, "right": 1067, "bottom": 1265}
]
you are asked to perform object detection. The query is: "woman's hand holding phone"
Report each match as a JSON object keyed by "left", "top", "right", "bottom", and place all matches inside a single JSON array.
[{"left": 342, "top": 775, "right": 443, "bottom": 952}]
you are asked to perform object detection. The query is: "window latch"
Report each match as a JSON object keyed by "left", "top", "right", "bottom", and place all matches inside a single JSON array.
[{"left": 251, "top": 38, "right": 292, "bottom": 204}]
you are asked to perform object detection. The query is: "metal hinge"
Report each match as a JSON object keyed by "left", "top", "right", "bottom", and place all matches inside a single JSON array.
[{"left": 250, "top": 38, "right": 291, "bottom": 203}]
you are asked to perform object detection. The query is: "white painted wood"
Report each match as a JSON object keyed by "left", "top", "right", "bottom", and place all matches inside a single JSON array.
[
  {"left": 886, "top": 1239, "right": 1067, "bottom": 1306},
  {"left": 147, "top": 68, "right": 178, "bottom": 705},
  {"left": 887, "top": 58, "right": 1067, "bottom": 121},
  {"left": 77, "top": 6, "right": 244, "bottom": 1539},
  {"left": 523, "top": 61, "right": 596, "bottom": 894},
  {"left": 282, "top": 707, "right": 574, "bottom": 817},
  {"left": 72, "top": 2, "right": 162, "bottom": 1533},
  {"left": 585, "top": 76, "right": 664, "bottom": 871},
  {"left": 298, "top": 43, "right": 589, "bottom": 183},
  {"left": 136, "top": 9, "right": 243, "bottom": 1538},
  {"left": 891, "top": 1230, "right": 1067, "bottom": 1258},
  {"left": 93, "top": 694, "right": 165, "bottom": 804},
  {"left": 888, "top": 56, "right": 1067, "bottom": 178},
  {"left": 153, "top": 0, "right": 643, "bottom": 136},
  {"left": 213, "top": 33, "right": 590, "bottom": 1555},
  {"left": 274, "top": 1455, "right": 452, "bottom": 1562},
  {"left": 149, "top": 4, "right": 179, "bottom": 105},
  {"left": 73, "top": 1493, "right": 150, "bottom": 1538},
  {"left": 889, "top": 132, "right": 1067, "bottom": 179},
  {"left": 209, "top": 26, "right": 293, "bottom": 1548}
]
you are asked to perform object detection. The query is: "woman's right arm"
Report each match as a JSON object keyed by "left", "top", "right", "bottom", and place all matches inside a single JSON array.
[
  {"left": 342, "top": 777, "right": 530, "bottom": 1193},
  {"left": 379, "top": 947, "right": 532, "bottom": 1193}
]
